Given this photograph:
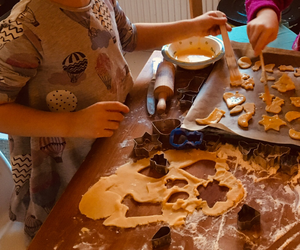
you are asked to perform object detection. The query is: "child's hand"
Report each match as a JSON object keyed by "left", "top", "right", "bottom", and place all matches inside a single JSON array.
[
  {"left": 193, "top": 11, "right": 232, "bottom": 37},
  {"left": 72, "top": 101, "right": 130, "bottom": 138},
  {"left": 247, "top": 8, "right": 279, "bottom": 56}
]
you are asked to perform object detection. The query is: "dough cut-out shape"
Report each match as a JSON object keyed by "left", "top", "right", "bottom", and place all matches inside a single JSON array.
[
  {"left": 260, "top": 75, "right": 275, "bottom": 82},
  {"left": 259, "top": 92, "right": 275, "bottom": 103},
  {"left": 294, "top": 68, "right": 300, "bottom": 77},
  {"left": 241, "top": 73, "right": 250, "bottom": 80},
  {"left": 271, "top": 73, "right": 295, "bottom": 92},
  {"left": 79, "top": 149, "right": 245, "bottom": 227},
  {"left": 252, "top": 61, "right": 261, "bottom": 71},
  {"left": 278, "top": 65, "right": 294, "bottom": 71},
  {"left": 285, "top": 111, "right": 300, "bottom": 122},
  {"left": 258, "top": 114, "right": 287, "bottom": 131},
  {"left": 195, "top": 108, "right": 225, "bottom": 125},
  {"left": 290, "top": 97, "right": 300, "bottom": 107},
  {"left": 265, "top": 96, "right": 284, "bottom": 114},
  {"left": 230, "top": 105, "right": 243, "bottom": 115},
  {"left": 238, "top": 56, "right": 252, "bottom": 69},
  {"left": 243, "top": 103, "right": 255, "bottom": 115},
  {"left": 289, "top": 129, "right": 300, "bottom": 140},
  {"left": 242, "top": 77, "right": 255, "bottom": 90},
  {"left": 238, "top": 112, "right": 253, "bottom": 128},
  {"left": 265, "top": 64, "right": 275, "bottom": 73},
  {"left": 223, "top": 91, "right": 246, "bottom": 109},
  {"left": 230, "top": 74, "right": 255, "bottom": 89}
]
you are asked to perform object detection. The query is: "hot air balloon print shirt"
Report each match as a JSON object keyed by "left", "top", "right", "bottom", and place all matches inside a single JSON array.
[{"left": 0, "top": 0, "right": 137, "bottom": 238}]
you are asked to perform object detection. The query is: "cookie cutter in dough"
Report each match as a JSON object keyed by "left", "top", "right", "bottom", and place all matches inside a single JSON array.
[
  {"left": 152, "top": 119, "right": 181, "bottom": 149},
  {"left": 150, "top": 153, "right": 170, "bottom": 175},
  {"left": 237, "top": 204, "right": 260, "bottom": 231},
  {"left": 151, "top": 226, "right": 171, "bottom": 249},
  {"left": 252, "top": 143, "right": 290, "bottom": 170},
  {"left": 280, "top": 154, "right": 299, "bottom": 176},
  {"left": 177, "top": 76, "right": 205, "bottom": 95},
  {"left": 238, "top": 141, "right": 258, "bottom": 161},
  {"left": 169, "top": 128, "right": 203, "bottom": 149},
  {"left": 133, "top": 132, "right": 162, "bottom": 158}
]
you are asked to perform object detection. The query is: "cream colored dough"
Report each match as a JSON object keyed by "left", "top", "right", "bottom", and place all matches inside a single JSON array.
[{"left": 79, "top": 149, "right": 245, "bottom": 228}]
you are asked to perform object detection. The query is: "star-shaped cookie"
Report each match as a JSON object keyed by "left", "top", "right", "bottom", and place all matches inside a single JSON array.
[{"left": 258, "top": 114, "right": 287, "bottom": 131}]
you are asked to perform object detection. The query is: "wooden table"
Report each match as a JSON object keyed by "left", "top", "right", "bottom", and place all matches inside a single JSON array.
[
  {"left": 27, "top": 50, "right": 210, "bottom": 249},
  {"left": 28, "top": 26, "right": 298, "bottom": 250}
]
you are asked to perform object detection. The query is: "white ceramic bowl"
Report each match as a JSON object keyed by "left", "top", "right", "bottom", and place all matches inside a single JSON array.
[{"left": 161, "top": 36, "right": 224, "bottom": 70}]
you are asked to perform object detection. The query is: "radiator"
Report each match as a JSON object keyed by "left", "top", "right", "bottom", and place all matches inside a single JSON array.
[{"left": 117, "top": 0, "right": 220, "bottom": 23}]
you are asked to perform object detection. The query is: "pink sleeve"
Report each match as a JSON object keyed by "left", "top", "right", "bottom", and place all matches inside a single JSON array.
[{"left": 245, "top": 0, "right": 293, "bottom": 22}]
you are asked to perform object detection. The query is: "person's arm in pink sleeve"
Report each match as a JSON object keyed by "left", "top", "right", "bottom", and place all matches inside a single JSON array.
[{"left": 245, "top": 0, "right": 293, "bottom": 55}]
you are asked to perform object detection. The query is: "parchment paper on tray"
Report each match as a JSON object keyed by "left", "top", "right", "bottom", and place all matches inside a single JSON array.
[{"left": 181, "top": 41, "right": 300, "bottom": 147}]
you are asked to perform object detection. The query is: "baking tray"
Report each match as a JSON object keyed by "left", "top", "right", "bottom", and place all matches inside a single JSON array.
[{"left": 182, "top": 42, "right": 300, "bottom": 147}]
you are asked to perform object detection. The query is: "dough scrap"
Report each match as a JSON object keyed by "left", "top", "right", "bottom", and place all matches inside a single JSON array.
[
  {"left": 223, "top": 91, "right": 246, "bottom": 109},
  {"left": 285, "top": 111, "right": 300, "bottom": 122},
  {"left": 238, "top": 56, "right": 252, "bottom": 69},
  {"left": 278, "top": 65, "right": 294, "bottom": 71},
  {"left": 252, "top": 61, "right": 261, "bottom": 71},
  {"left": 289, "top": 129, "right": 300, "bottom": 140},
  {"left": 290, "top": 97, "right": 300, "bottom": 107},
  {"left": 79, "top": 149, "right": 245, "bottom": 227},
  {"left": 271, "top": 73, "right": 295, "bottom": 92},
  {"left": 265, "top": 96, "right": 284, "bottom": 114},
  {"left": 195, "top": 108, "right": 225, "bottom": 125},
  {"left": 258, "top": 114, "right": 287, "bottom": 131}
]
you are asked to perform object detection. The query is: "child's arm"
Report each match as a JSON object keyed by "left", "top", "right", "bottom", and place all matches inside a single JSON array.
[
  {"left": 0, "top": 101, "right": 129, "bottom": 138},
  {"left": 245, "top": 0, "right": 293, "bottom": 55},
  {"left": 133, "top": 11, "right": 232, "bottom": 51},
  {"left": 247, "top": 8, "right": 279, "bottom": 56}
]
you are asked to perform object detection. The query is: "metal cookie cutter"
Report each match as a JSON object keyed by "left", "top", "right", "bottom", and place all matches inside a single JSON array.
[
  {"left": 152, "top": 119, "right": 181, "bottom": 149},
  {"left": 179, "top": 93, "right": 197, "bottom": 107},
  {"left": 177, "top": 76, "right": 205, "bottom": 95},
  {"left": 150, "top": 153, "right": 169, "bottom": 175},
  {"left": 169, "top": 128, "right": 203, "bottom": 149},
  {"left": 133, "top": 132, "right": 162, "bottom": 158},
  {"left": 151, "top": 226, "right": 171, "bottom": 249},
  {"left": 202, "top": 134, "right": 221, "bottom": 152},
  {"left": 238, "top": 141, "right": 258, "bottom": 161},
  {"left": 237, "top": 204, "right": 260, "bottom": 231},
  {"left": 253, "top": 143, "right": 290, "bottom": 170},
  {"left": 280, "top": 154, "right": 299, "bottom": 176}
]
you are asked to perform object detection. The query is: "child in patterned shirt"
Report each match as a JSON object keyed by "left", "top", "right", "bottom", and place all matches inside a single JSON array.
[{"left": 0, "top": 0, "right": 230, "bottom": 238}]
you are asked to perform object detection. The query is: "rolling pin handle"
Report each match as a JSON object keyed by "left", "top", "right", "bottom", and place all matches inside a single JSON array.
[{"left": 157, "top": 92, "right": 168, "bottom": 114}]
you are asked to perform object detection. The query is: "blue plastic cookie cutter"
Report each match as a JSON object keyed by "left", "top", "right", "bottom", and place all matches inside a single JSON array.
[{"left": 169, "top": 128, "right": 203, "bottom": 149}]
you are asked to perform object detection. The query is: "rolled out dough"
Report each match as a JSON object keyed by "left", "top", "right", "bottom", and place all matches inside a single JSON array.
[{"left": 79, "top": 149, "right": 245, "bottom": 228}]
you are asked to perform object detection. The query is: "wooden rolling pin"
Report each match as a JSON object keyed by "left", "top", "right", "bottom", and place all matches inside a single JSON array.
[{"left": 154, "top": 60, "right": 176, "bottom": 114}]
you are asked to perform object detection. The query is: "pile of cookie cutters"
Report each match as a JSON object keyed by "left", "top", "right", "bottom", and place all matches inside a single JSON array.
[
  {"left": 238, "top": 140, "right": 299, "bottom": 174},
  {"left": 133, "top": 119, "right": 205, "bottom": 159},
  {"left": 133, "top": 119, "right": 225, "bottom": 161}
]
